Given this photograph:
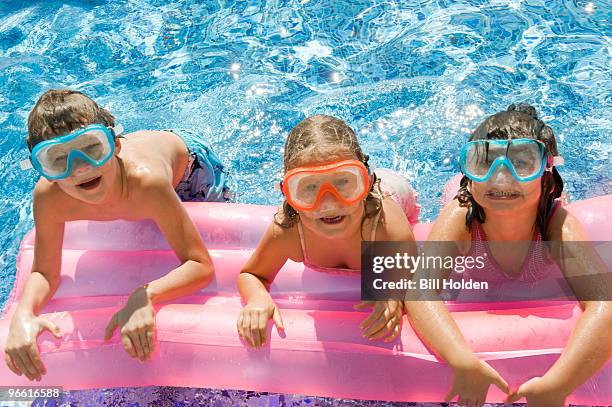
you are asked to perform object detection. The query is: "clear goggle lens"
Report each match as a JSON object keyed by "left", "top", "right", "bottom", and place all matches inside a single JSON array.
[
  {"left": 282, "top": 161, "right": 370, "bottom": 210},
  {"left": 35, "top": 130, "right": 112, "bottom": 176},
  {"left": 463, "top": 139, "right": 546, "bottom": 181}
]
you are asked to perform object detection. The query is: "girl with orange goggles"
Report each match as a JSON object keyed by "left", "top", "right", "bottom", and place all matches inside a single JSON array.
[{"left": 236, "top": 115, "right": 419, "bottom": 349}]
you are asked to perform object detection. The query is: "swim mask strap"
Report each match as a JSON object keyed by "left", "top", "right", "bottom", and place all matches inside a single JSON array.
[
  {"left": 274, "top": 179, "right": 284, "bottom": 194},
  {"left": 111, "top": 124, "right": 124, "bottom": 138},
  {"left": 362, "top": 155, "right": 379, "bottom": 192},
  {"left": 546, "top": 154, "right": 565, "bottom": 171}
]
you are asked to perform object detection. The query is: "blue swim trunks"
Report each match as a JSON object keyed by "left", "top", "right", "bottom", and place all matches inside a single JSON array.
[{"left": 168, "top": 129, "right": 232, "bottom": 202}]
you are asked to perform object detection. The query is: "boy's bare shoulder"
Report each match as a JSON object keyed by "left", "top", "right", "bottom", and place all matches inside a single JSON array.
[
  {"left": 33, "top": 179, "right": 58, "bottom": 207},
  {"left": 128, "top": 163, "right": 171, "bottom": 188},
  {"left": 32, "top": 180, "right": 74, "bottom": 221},
  {"left": 127, "top": 167, "right": 177, "bottom": 209},
  {"left": 122, "top": 129, "right": 185, "bottom": 150},
  {"left": 127, "top": 129, "right": 177, "bottom": 137},
  {"left": 121, "top": 130, "right": 188, "bottom": 186}
]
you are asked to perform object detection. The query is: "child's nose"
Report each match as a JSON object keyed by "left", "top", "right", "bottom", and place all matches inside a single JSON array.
[
  {"left": 318, "top": 191, "right": 341, "bottom": 210},
  {"left": 491, "top": 162, "right": 514, "bottom": 183},
  {"left": 72, "top": 159, "right": 94, "bottom": 176}
]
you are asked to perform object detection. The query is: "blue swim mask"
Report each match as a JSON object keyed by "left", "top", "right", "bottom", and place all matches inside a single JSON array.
[
  {"left": 459, "top": 138, "right": 564, "bottom": 183},
  {"left": 21, "top": 124, "right": 124, "bottom": 180}
]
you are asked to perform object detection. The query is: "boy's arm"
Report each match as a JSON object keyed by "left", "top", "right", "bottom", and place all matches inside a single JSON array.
[
  {"left": 19, "top": 191, "right": 65, "bottom": 314},
  {"left": 4, "top": 187, "right": 65, "bottom": 380},
  {"left": 103, "top": 180, "right": 213, "bottom": 361},
  {"left": 140, "top": 180, "right": 214, "bottom": 304},
  {"left": 507, "top": 209, "right": 612, "bottom": 403}
]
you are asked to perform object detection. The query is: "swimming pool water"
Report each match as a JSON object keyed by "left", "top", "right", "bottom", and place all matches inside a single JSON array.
[
  {"left": 29, "top": 386, "right": 522, "bottom": 406},
  {"left": 0, "top": 0, "right": 609, "bottom": 405}
]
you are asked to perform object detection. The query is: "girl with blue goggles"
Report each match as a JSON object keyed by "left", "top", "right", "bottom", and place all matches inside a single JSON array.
[
  {"left": 21, "top": 124, "right": 124, "bottom": 180},
  {"left": 459, "top": 138, "right": 564, "bottom": 183}
]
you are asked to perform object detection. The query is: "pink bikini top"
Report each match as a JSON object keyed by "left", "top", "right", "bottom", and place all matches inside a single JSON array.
[
  {"left": 448, "top": 200, "right": 575, "bottom": 301},
  {"left": 296, "top": 209, "right": 382, "bottom": 275}
]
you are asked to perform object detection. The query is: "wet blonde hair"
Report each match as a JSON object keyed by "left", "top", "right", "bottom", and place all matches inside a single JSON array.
[{"left": 274, "top": 114, "right": 383, "bottom": 233}]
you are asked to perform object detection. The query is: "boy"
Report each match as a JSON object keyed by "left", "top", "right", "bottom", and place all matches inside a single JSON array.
[{"left": 4, "top": 89, "right": 230, "bottom": 381}]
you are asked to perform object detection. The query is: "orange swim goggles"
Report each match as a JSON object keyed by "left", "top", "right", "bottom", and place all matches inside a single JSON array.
[{"left": 280, "top": 159, "right": 371, "bottom": 211}]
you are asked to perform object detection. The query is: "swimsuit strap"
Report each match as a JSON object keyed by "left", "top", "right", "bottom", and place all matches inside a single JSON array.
[
  {"left": 296, "top": 221, "right": 312, "bottom": 266},
  {"left": 369, "top": 187, "right": 387, "bottom": 241},
  {"left": 370, "top": 208, "right": 382, "bottom": 241}
]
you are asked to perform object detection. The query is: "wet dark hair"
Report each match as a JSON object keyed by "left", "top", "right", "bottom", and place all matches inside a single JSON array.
[
  {"left": 27, "top": 89, "right": 115, "bottom": 151},
  {"left": 455, "top": 103, "right": 564, "bottom": 240},
  {"left": 274, "top": 114, "right": 382, "bottom": 234}
]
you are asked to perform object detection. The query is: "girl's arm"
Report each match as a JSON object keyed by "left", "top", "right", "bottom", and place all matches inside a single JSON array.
[
  {"left": 404, "top": 200, "right": 509, "bottom": 405},
  {"left": 357, "top": 197, "right": 417, "bottom": 342},
  {"left": 237, "top": 221, "right": 295, "bottom": 347},
  {"left": 508, "top": 209, "right": 612, "bottom": 403}
]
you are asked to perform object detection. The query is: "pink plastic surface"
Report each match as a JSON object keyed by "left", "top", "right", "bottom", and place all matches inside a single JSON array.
[{"left": 1, "top": 196, "right": 610, "bottom": 403}]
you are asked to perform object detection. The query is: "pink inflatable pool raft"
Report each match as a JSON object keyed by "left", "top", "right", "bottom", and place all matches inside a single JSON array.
[{"left": 0, "top": 189, "right": 610, "bottom": 403}]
